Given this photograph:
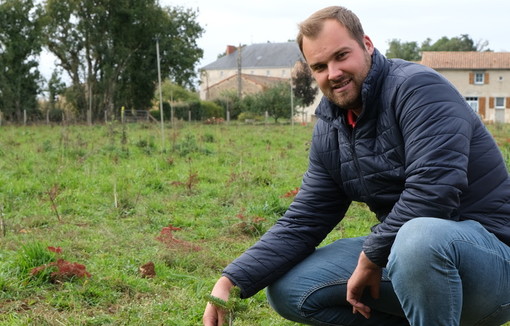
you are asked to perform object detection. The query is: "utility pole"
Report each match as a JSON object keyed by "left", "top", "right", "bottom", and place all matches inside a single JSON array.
[
  {"left": 237, "top": 43, "right": 242, "bottom": 98},
  {"left": 156, "top": 36, "right": 165, "bottom": 150},
  {"left": 290, "top": 78, "right": 294, "bottom": 127},
  {"left": 289, "top": 63, "right": 295, "bottom": 127}
]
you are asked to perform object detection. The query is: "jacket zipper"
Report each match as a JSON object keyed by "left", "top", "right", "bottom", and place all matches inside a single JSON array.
[{"left": 349, "top": 118, "right": 371, "bottom": 202}]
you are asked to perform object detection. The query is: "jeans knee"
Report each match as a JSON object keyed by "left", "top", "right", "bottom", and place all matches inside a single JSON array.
[
  {"left": 266, "top": 279, "right": 303, "bottom": 322},
  {"left": 388, "top": 218, "right": 452, "bottom": 278}
]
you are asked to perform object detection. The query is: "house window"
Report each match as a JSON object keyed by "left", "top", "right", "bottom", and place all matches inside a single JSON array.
[
  {"left": 465, "top": 97, "right": 479, "bottom": 113},
  {"left": 474, "top": 72, "right": 484, "bottom": 85},
  {"left": 266, "top": 70, "right": 271, "bottom": 76},
  {"left": 495, "top": 97, "right": 505, "bottom": 109}
]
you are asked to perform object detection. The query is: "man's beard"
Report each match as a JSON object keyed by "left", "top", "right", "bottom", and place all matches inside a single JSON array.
[{"left": 323, "top": 75, "right": 363, "bottom": 110}]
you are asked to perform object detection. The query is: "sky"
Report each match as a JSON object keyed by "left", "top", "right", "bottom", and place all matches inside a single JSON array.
[
  {"left": 40, "top": 0, "right": 509, "bottom": 80},
  {"left": 161, "top": 0, "right": 509, "bottom": 68}
]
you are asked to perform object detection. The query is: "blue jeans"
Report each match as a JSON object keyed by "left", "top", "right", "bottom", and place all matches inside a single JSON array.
[{"left": 266, "top": 218, "right": 510, "bottom": 326}]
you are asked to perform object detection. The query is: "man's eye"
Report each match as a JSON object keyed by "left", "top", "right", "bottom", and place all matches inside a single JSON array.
[
  {"left": 337, "top": 52, "right": 347, "bottom": 60},
  {"left": 313, "top": 65, "right": 326, "bottom": 72}
]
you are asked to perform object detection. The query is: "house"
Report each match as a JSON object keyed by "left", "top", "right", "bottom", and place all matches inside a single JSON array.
[
  {"left": 199, "top": 42, "right": 320, "bottom": 122},
  {"left": 420, "top": 51, "right": 510, "bottom": 123}
]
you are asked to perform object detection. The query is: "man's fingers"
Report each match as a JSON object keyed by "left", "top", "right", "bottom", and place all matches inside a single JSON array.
[
  {"left": 203, "top": 303, "right": 225, "bottom": 326},
  {"left": 351, "top": 301, "right": 371, "bottom": 319}
]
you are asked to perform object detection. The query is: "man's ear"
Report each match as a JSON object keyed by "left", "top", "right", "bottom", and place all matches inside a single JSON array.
[{"left": 363, "top": 35, "right": 375, "bottom": 55}]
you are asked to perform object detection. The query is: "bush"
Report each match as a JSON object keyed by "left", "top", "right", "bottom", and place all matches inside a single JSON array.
[
  {"left": 238, "top": 112, "right": 264, "bottom": 122},
  {"left": 47, "top": 108, "right": 65, "bottom": 122},
  {"left": 200, "top": 100, "right": 224, "bottom": 120}
]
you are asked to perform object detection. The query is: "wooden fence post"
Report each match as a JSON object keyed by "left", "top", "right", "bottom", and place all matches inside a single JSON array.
[{"left": 0, "top": 203, "right": 5, "bottom": 237}]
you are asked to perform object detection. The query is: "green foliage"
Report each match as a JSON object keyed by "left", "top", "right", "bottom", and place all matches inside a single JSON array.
[
  {"left": 201, "top": 100, "right": 224, "bottom": 120},
  {"left": 421, "top": 34, "right": 477, "bottom": 52},
  {"left": 160, "top": 79, "right": 199, "bottom": 103},
  {"left": 385, "top": 34, "right": 489, "bottom": 60},
  {"left": 152, "top": 81, "right": 223, "bottom": 121},
  {"left": 240, "top": 82, "right": 293, "bottom": 122},
  {"left": 292, "top": 61, "right": 318, "bottom": 107},
  {"left": 213, "top": 90, "right": 244, "bottom": 120},
  {"left": 0, "top": 0, "right": 43, "bottom": 122},
  {"left": 172, "top": 133, "right": 212, "bottom": 157},
  {"left": 42, "top": 69, "right": 67, "bottom": 120},
  {"left": 12, "top": 242, "right": 56, "bottom": 284},
  {"left": 42, "top": 1, "right": 204, "bottom": 120},
  {"left": 237, "top": 112, "right": 264, "bottom": 122},
  {"left": 14, "top": 242, "right": 54, "bottom": 274},
  {"left": 385, "top": 39, "right": 421, "bottom": 61},
  {"left": 206, "top": 287, "right": 247, "bottom": 326}
]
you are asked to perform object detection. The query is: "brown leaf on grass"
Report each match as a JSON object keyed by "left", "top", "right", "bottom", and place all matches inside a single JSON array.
[
  {"left": 139, "top": 261, "right": 156, "bottom": 278},
  {"left": 30, "top": 259, "right": 91, "bottom": 282},
  {"left": 155, "top": 224, "right": 202, "bottom": 251},
  {"left": 281, "top": 187, "right": 300, "bottom": 198}
]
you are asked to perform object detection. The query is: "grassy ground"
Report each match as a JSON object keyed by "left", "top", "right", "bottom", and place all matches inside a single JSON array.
[{"left": 0, "top": 121, "right": 509, "bottom": 325}]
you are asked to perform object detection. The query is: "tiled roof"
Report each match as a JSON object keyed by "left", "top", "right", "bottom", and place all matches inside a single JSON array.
[
  {"left": 420, "top": 51, "right": 510, "bottom": 69},
  {"left": 201, "top": 42, "right": 304, "bottom": 70},
  {"left": 208, "top": 73, "right": 286, "bottom": 89}
]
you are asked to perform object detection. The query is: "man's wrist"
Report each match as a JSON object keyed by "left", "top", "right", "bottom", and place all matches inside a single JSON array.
[{"left": 359, "top": 251, "right": 380, "bottom": 270}]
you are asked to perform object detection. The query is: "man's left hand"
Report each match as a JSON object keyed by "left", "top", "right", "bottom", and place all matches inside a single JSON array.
[{"left": 346, "top": 251, "right": 382, "bottom": 319}]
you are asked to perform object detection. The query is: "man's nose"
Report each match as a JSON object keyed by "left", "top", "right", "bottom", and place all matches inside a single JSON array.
[{"left": 328, "top": 62, "right": 343, "bottom": 81}]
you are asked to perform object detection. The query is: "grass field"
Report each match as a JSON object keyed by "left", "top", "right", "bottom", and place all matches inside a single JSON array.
[{"left": 0, "top": 121, "right": 509, "bottom": 325}]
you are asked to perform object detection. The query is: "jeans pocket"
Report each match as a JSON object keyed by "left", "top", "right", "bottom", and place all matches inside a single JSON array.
[{"left": 475, "top": 302, "right": 510, "bottom": 326}]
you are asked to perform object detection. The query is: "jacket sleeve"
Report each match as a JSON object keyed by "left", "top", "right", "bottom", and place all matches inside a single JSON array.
[
  {"left": 363, "top": 71, "right": 474, "bottom": 266},
  {"left": 223, "top": 122, "right": 351, "bottom": 298}
]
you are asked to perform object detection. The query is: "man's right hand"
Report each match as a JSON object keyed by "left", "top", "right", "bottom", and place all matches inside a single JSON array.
[{"left": 203, "top": 276, "right": 235, "bottom": 326}]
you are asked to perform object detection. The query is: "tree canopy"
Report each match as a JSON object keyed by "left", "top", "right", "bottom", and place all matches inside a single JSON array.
[
  {"left": 385, "top": 34, "right": 491, "bottom": 61},
  {"left": 292, "top": 61, "right": 318, "bottom": 108},
  {"left": 42, "top": 0, "right": 204, "bottom": 120},
  {"left": 0, "top": 0, "right": 43, "bottom": 121},
  {"left": 0, "top": 0, "right": 204, "bottom": 122}
]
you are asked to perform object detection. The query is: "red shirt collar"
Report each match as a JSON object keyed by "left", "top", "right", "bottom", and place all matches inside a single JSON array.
[{"left": 346, "top": 110, "right": 357, "bottom": 128}]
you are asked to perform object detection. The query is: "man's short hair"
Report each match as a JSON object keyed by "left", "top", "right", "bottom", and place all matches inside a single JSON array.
[{"left": 297, "top": 6, "right": 366, "bottom": 56}]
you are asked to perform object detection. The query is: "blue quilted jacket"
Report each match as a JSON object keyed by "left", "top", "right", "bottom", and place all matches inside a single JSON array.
[{"left": 223, "top": 49, "right": 510, "bottom": 298}]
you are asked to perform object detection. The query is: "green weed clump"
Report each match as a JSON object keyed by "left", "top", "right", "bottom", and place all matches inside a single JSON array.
[{"left": 13, "top": 242, "right": 56, "bottom": 282}]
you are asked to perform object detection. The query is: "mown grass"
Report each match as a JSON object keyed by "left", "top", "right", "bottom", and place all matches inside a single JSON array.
[{"left": 0, "top": 121, "right": 509, "bottom": 325}]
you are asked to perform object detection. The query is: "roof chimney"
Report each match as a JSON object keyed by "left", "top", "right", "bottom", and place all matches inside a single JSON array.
[{"left": 226, "top": 45, "right": 237, "bottom": 55}]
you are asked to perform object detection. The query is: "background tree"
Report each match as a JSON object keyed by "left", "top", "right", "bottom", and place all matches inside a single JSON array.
[
  {"left": 42, "top": 0, "right": 203, "bottom": 121},
  {"left": 385, "top": 34, "right": 490, "bottom": 60},
  {"left": 0, "top": 0, "right": 43, "bottom": 122},
  {"left": 44, "top": 69, "right": 66, "bottom": 120},
  {"left": 252, "top": 82, "right": 292, "bottom": 123},
  {"left": 385, "top": 39, "right": 421, "bottom": 61},
  {"left": 292, "top": 61, "right": 318, "bottom": 108},
  {"left": 215, "top": 90, "right": 243, "bottom": 120},
  {"left": 421, "top": 34, "right": 478, "bottom": 51}
]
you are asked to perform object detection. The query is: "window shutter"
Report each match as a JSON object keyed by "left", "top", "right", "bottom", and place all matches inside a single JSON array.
[
  {"left": 507, "top": 97, "right": 510, "bottom": 109},
  {"left": 484, "top": 73, "right": 490, "bottom": 84},
  {"left": 469, "top": 72, "right": 474, "bottom": 84},
  {"left": 479, "top": 97, "right": 486, "bottom": 118},
  {"left": 489, "top": 97, "right": 494, "bottom": 108}
]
